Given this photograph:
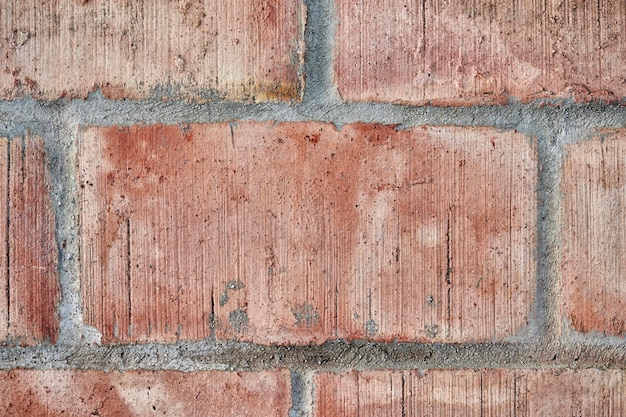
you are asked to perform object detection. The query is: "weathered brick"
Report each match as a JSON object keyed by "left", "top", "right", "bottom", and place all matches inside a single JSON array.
[
  {"left": 0, "top": 0, "right": 304, "bottom": 101},
  {"left": 315, "top": 369, "right": 626, "bottom": 416},
  {"left": 0, "top": 369, "right": 290, "bottom": 416},
  {"left": 562, "top": 130, "right": 626, "bottom": 335},
  {"left": 0, "top": 135, "right": 59, "bottom": 345},
  {"left": 336, "top": 0, "right": 626, "bottom": 105},
  {"left": 79, "top": 123, "right": 535, "bottom": 344}
]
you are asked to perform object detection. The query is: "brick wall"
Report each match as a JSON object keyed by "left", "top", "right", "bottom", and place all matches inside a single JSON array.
[{"left": 0, "top": 0, "right": 625, "bottom": 415}]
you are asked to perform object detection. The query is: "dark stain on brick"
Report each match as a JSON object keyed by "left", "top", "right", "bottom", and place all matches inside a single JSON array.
[
  {"left": 291, "top": 304, "right": 320, "bottom": 328},
  {"left": 365, "top": 319, "right": 379, "bottom": 336},
  {"left": 226, "top": 280, "right": 245, "bottom": 291},
  {"left": 229, "top": 309, "right": 249, "bottom": 333}
]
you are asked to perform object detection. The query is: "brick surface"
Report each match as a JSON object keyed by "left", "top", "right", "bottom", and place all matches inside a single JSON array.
[
  {"left": 336, "top": 0, "right": 626, "bottom": 105},
  {"left": 562, "top": 130, "right": 626, "bottom": 335},
  {"left": 315, "top": 369, "right": 626, "bottom": 416},
  {"left": 0, "top": 135, "right": 59, "bottom": 345},
  {"left": 0, "top": 369, "right": 290, "bottom": 416},
  {"left": 0, "top": 0, "right": 304, "bottom": 101},
  {"left": 79, "top": 123, "right": 535, "bottom": 344}
]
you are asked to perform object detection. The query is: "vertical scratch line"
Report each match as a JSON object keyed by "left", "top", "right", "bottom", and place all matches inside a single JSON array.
[
  {"left": 479, "top": 372, "right": 484, "bottom": 417},
  {"left": 513, "top": 372, "right": 518, "bottom": 417},
  {"left": 5, "top": 139, "right": 11, "bottom": 333},
  {"left": 334, "top": 281, "right": 339, "bottom": 338},
  {"left": 421, "top": 0, "right": 426, "bottom": 99},
  {"left": 229, "top": 122, "right": 235, "bottom": 148},
  {"left": 446, "top": 206, "right": 452, "bottom": 285},
  {"left": 446, "top": 206, "right": 452, "bottom": 334},
  {"left": 401, "top": 372, "right": 406, "bottom": 417},
  {"left": 210, "top": 285, "right": 215, "bottom": 340},
  {"left": 126, "top": 217, "right": 132, "bottom": 335}
]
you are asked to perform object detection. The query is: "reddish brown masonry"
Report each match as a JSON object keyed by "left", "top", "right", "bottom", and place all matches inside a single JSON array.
[
  {"left": 78, "top": 122, "right": 536, "bottom": 344},
  {"left": 0, "top": 135, "right": 59, "bottom": 345}
]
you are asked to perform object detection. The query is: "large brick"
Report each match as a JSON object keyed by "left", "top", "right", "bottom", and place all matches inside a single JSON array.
[
  {"left": 0, "top": 135, "right": 59, "bottom": 345},
  {"left": 335, "top": 0, "right": 626, "bottom": 105},
  {"left": 315, "top": 369, "right": 626, "bottom": 416},
  {"left": 0, "top": 1, "right": 304, "bottom": 101},
  {"left": 79, "top": 123, "right": 535, "bottom": 344},
  {"left": 562, "top": 130, "right": 626, "bottom": 335},
  {"left": 0, "top": 369, "right": 290, "bottom": 416}
]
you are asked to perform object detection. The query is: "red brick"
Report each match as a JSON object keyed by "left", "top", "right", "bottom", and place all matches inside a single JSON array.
[
  {"left": 0, "top": 369, "right": 290, "bottom": 416},
  {"left": 0, "top": 1, "right": 304, "bottom": 101},
  {"left": 335, "top": 0, "right": 626, "bottom": 105},
  {"left": 315, "top": 369, "right": 626, "bottom": 416},
  {"left": 79, "top": 123, "right": 535, "bottom": 344},
  {"left": 562, "top": 130, "right": 626, "bottom": 335},
  {"left": 0, "top": 135, "right": 59, "bottom": 345}
]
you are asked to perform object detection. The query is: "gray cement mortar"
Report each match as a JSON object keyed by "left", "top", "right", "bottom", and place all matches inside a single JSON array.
[{"left": 1, "top": 0, "right": 626, "bottom": 414}]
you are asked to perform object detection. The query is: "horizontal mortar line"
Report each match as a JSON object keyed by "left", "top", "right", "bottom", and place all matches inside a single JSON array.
[
  {"left": 0, "top": 99, "right": 625, "bottom": 134},
  {"left": 0, "top": 342, "right": 625, "bottom": 372}
]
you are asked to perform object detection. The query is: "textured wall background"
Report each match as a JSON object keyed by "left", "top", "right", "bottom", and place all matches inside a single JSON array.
[{"left": 1, "top": 0, "right": 626, "bottom": 415}]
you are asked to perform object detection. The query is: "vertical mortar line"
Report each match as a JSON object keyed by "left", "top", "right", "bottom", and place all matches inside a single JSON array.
[
  {"left": 301, "top": 0, "right": 341, "bottom": 105},
  {"left": 534, "top": 131, "right": 564, "bottom": 353},
  {"left": 50, "top": 122, "right": 79, "bottom": 344},
  {"left": 48, "top": 108, "right": 101, "bottom": 346},
  {"left": 289, "top": 369, "right": 314, "bottom": 417}
]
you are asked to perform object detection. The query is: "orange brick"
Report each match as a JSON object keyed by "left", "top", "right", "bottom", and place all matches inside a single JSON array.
[
  {"left": 336, "top": 0, "right": 626, "bottom": 105},
  {"left": 315, "top": 369, "right": 626, "bottom": 416},
  {"left": 0, "top": 135, "right": 59, "bottom": 345},
  {"left": 79, "top": 123, "right": 535, "bottom": 344},
  {"left": 0, "top": 1, "right": 304, "bottom": 101},
  {"left": 562, "top": 130, "right": 626, "bottom": 335},
  {"left": 0, "top": 369, "right": 290, "bottom": 416}
]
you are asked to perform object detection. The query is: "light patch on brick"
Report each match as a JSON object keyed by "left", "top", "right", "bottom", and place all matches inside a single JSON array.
[
  {"left": 0, "top": 0, "right": 305, "bottom": 101},
  {"left": 336, "top": 0, "right": 626, "bottom": 104},
  {"left": 0, "top": 370, "right": 291, "bottom": 416},
  {"left": 562, "top": 130, "right": 626, "bottom": 335}
]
